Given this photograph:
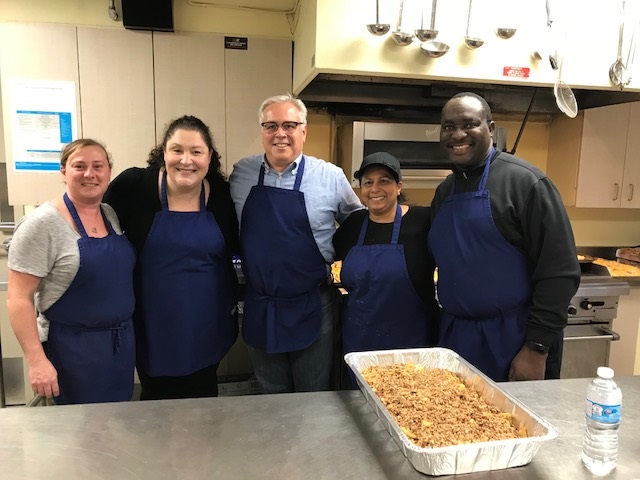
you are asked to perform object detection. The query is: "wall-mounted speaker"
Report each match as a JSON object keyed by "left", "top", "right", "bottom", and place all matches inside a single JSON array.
[{"left": 122, "top": 0, "right": 174, "bottom": 32}]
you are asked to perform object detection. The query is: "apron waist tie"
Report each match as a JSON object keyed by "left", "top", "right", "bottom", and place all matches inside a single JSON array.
[
  {"left": 442, "top": 302, "right": 526, "bottom": 322},
  {"left": 53, "top": 321, "right": 129, "bottom": 353}
]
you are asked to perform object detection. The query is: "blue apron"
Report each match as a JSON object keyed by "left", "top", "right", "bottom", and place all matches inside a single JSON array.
[
  {"left": 341, "top": 204, "right": 430, "bottom": 354},
  {"left": 428, "top": 150, "right": 531, "bottom": 381},
  {"left": 240, "top": 156, "right": 328, "bottom": 354},
  {"left": 44, "top": 193, "right": 136, "bottom": 404},
  {"left": 136, "top": 172, "right": 237, "bottom": 377}
]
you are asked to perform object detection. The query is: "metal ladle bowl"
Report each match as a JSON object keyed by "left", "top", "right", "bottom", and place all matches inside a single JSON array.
[
  {"left": 464, "top": 36, "right": 485, "bottom": 49},
  {"left": 366, "top": 23, "right": 391, "bottom": 36},
  {"left": 420, "top": 41, "right": 450, "bottom": 58},
  {"left": 391, "top": 30, "right": 415, "bottom": 46},
  {"left": 415, "top": 29, "right": 439, "bottom": 42},
  {"left": 495, "top": 28, "right": 516, "bottom": 39}
]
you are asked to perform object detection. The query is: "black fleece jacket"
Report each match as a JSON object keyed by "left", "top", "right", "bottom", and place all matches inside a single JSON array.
[{"left": 430, "top": 150, "right": 580, "bottom": 347}]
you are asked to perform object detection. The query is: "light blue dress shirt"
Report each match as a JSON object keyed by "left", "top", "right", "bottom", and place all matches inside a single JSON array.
[{"left": 230, "top": 153, "right": 364, "bottom": 263}]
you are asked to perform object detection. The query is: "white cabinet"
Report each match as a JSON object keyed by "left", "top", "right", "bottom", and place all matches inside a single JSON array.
[
  {"left": 609, "top": 286, "right": 640, "bottom": 376},
  {"left": 224, "top": 38, "right": 292, "bottom": 174},
  {"left": 548, "top": 102, "right": 640, "bottom": 208},
  {"left": 153, "top": 32, "right": 227, "bottom": 167},
  {"left": 1, "top": 23, "right": 292, "bottom": 201},
  {"left": 0, "top": 23, "right": 80, "bottom": 206},
  {"left": 78, "top": 28, "right": 156, "bottom": 176}
]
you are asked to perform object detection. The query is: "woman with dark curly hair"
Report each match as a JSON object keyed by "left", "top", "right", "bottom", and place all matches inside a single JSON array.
[{"left": 104, "top": 115, "right": 239, "bottom": 400}]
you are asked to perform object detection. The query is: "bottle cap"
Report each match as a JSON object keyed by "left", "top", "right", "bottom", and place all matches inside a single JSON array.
[{"left": 597, "top": 366, "right": 614, "bottom": 379}]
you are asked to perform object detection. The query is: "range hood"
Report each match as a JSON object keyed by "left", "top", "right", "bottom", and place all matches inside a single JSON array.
[
  {"left": 298, "top": 73, "right": 640, "bottom": 122},
  {"left": 292, "top": 0, "right": 640, "bottom": 122}
]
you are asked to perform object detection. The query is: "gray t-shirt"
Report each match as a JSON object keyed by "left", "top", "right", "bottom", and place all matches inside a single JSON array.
[{"left": 8, "top": 201, "right": 123, "bottom": 341}]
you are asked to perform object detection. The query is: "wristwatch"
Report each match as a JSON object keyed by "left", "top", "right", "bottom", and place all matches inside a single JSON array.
[{"left": 525, "top": 341, "right": 550, "bottom": 354}]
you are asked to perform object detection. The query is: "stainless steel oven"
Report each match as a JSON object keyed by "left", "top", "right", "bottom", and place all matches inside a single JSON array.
[
  {"left": 338, "top": 121, "right": 508, "bottom": 189},
  {"left": 560, "top": 265, "right": 630, "bottom": 379}
]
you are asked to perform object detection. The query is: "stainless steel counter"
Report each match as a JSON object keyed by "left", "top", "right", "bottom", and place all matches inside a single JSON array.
[{"left": 0, "top": 376, "right": 639, "bottom": 479}]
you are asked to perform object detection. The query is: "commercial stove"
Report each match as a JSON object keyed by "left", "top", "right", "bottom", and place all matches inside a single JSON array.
[{"left": 560, "top": 263, "right": 630, "bottom": 379}]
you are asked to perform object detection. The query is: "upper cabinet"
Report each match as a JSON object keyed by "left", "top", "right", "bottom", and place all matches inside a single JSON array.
[
  {"left": 78, "top": 27, "right": 156, "bottom": 176},
  {"left": 0, "top": 23, "right": 80, "bottom": 205},
  {"left": 0, "top": 23, "right": 292, "bottom": 204},
  {"left": 548, "top": 102, "right": 640, "bottom": 208},
  {"left": 153, "top": 32, "right": 227, "bottom": 171}
]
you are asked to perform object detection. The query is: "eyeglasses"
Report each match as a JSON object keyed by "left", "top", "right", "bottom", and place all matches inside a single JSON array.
[{"left": 260, "top": 121, "right": 305, "bottom": 134}]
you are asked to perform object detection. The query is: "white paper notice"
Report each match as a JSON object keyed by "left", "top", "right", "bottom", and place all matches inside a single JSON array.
[{"left": 9, "top": 79, "right": 77, "bottom": 172}]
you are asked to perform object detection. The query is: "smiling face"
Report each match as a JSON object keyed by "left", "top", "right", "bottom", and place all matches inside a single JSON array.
[
  {"left": 261, "top": 102, "right": 307, "bottom": 171},
  {"left": 359, "top": 165, "right": 402, "bottom": 220},
  {"left": 163, "top": 128, "right": 211, "bottom": 191},
  {"left": 61, "top": 145, "right": 111, "bottom": 204},
  {"left": 440, "top": 96, "right": 496, "bottom": 170}
]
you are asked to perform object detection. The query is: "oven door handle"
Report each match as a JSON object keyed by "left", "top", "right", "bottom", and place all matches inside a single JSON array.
[{"left": 564, "top": 327, "right": 620, "bottom": 342}]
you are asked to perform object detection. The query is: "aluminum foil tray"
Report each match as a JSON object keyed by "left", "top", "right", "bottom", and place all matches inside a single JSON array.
[{"left": 344, "top": 347, "right": 557, "bottom": 476}]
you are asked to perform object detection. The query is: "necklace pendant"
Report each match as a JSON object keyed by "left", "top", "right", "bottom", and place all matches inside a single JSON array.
[{"left": 91, "top": 227, "right": 98, "bottom": 234}]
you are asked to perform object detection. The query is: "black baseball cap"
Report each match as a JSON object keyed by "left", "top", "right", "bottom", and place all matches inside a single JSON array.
[{"left": 354, "top": 152, "right": 402, "bottom": 181}]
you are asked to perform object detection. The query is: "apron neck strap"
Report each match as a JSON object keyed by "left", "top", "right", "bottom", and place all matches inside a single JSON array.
[
  {"left": 259, "top": 155, "right": 306, "bottom": 191},
  {"left": 357, "top": 203, "right": 403, "bottom": 246},
  {"left": 478, "top": 147, "right": 496, "bottom": 191},
  {"left": 293, "top": 156, "right": 305, "bottom": 191},
  {"left": 161, "top": 170, "right": 205, "bottom": 211},
  {"left": 63, "top": 192, "right": 113, "bottom": 237}
]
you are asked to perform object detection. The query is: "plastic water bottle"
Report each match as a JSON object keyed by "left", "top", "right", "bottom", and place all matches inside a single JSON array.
[{"left": 581, "top": 366, "right": 622, "bottom": 476}]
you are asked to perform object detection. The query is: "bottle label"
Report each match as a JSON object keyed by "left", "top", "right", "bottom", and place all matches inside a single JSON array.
[{"left": 585, "top": 399, "right": 621, "bottom": 423}]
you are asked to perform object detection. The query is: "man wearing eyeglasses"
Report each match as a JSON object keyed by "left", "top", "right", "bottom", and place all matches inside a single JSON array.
[{"left": 229, "top": 93, "right": 363, "bottom": 393}]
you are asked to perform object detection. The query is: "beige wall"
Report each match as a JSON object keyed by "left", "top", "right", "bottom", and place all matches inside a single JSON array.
[
  {"left": 3, "top": 0, "right": 640, "bottom": 248},
  {"left": 0, "top": 0, "right": 293, "bottom": 38}
]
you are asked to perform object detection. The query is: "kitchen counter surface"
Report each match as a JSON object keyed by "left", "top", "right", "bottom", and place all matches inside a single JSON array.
[{"left": 1, "top": 376, "right": 639, "bottom": 479}]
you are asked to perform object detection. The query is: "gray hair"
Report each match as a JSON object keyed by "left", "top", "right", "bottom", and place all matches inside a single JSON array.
[{"left": 258, "top": 93, "right": 308, "bottom": 124}]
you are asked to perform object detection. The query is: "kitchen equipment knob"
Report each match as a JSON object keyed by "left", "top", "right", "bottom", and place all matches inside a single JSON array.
[
  {"left": 568, "top": 305, "right": 578, "bottom": 316},
  {"left": 581, "top": 300, "right": 594, "bottom": 310}
]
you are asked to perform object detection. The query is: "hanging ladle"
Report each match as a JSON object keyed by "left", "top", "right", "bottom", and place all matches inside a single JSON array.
[
  {"left": 366, "top": 0, "right": 390, "bottom": 36},
  {"left": 415, "top": 0, "right": 439, "bottom": 42},
  {"left": 619, "top": 19, "right": 639, "bottom": 88},
  {"left": 495, "top": 27, "right": 517, "bottom": 39},
  {"left": 609, "top": 0, "right": 627, "bottom": 88},
  {"left": 464, "top": 0, "right": 484, "bottom": 49},
  {"left": 391, "top": 0, "right": 414, "bottom": 46}
]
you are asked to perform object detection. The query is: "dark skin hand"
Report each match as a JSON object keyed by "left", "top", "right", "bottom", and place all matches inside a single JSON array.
[{"left": 508, "top": 346, "right": 547, "bottom": 381}]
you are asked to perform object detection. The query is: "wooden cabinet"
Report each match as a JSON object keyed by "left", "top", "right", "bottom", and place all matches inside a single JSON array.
[{"left": 548, "top": 102, "right": 640, "bottom": 208}]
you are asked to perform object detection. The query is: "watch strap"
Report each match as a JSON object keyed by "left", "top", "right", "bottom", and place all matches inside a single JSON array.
[{"left": 525, "top": 340, "right": 550, "bottom": 354}]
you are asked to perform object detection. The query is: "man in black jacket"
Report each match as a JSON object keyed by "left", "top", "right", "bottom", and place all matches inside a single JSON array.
[{"left": 428, "top": 92, "right": 580, "bottom": 382}]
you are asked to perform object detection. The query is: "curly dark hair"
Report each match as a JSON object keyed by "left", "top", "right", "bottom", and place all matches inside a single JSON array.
[{"left": 147, "top": 115, "right": 225, "bottom": 182}]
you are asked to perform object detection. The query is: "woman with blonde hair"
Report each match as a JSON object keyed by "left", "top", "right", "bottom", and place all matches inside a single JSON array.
[{"left": 7, "top": 139, "right": 136, "bottom": 404}]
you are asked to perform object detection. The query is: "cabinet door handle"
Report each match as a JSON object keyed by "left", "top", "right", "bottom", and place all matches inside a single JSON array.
[
  {"left": 613, "top": 183, "right": 620, "bottom": 201},
  {"left": 629, "top": 184, "right": 634, "bottom": 201}
]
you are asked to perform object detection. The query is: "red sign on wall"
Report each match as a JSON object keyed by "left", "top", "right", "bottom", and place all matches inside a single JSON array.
[{"left": 503, "top": 66, "right": 530, "bottom": 78}]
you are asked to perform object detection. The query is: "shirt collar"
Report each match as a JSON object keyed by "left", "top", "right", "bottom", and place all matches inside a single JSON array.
[{"left": 261, "top": 153, "right": 304, "bottom": 175}]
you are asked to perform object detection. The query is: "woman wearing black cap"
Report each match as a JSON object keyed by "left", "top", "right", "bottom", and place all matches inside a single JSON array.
[{"left": 333, "top": 152, "right": 438, "bottom": 387}]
